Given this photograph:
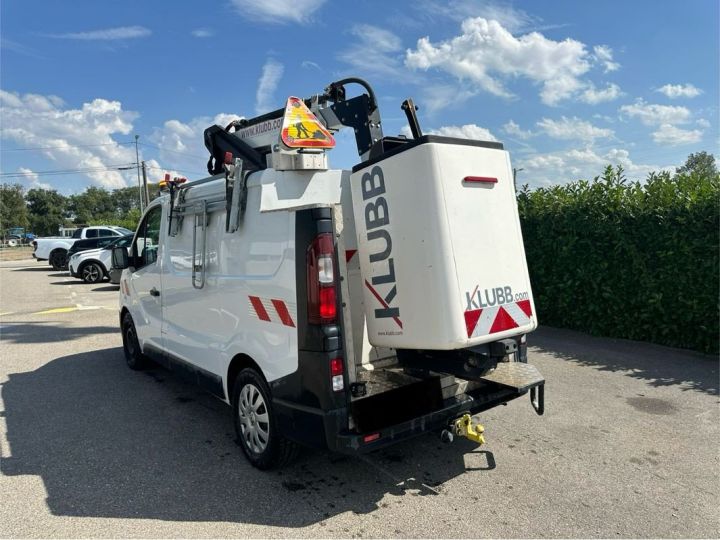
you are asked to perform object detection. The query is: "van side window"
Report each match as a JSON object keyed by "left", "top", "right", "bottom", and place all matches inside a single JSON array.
[
  {"left": 86, "top": 229, "right": 98, "bottom": 238},
  {"left": 133, "top": 206, "right": 162, "bottom": 270}
]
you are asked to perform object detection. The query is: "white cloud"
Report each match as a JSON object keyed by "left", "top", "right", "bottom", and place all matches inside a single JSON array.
[
  {"left": 522, "top": 154, "right": 565, "bottom": 169},
  {"left": 519, "top": 145, "right": 673, "bottom": 187},
  {"left": 619, "top": 99, "right": 691, "bottom": 126},
  {"left": 430, "top": 124, "right": 498, "bottom": 141},
  {"left": 191, "top": 28, "right": 214, "bottom": 38},
  {"left": 652, "top": 124, "right": 703, "bottom": 146},
  {"left": 45, "top": 26, "right": 151, "bottom": 40},
  {"left": 536, "top": 116, "right": 613, "bottom": 141},
  {"left": 502, "top": 120, "right": 533, "bottom": 139},
  {"left": 0, "top": 90, "right": 139, "bottom": 189},
  {"left": 150, "top": 112, "right": 243, "bottom": 175},
  {"left": 230, "top": 0, "right": 327, "bottom": 24},
  {"left": 416, "top": 0, "right": 541, "bottom": 32},
  {"left": 580, "top": 82, "right": 622, "bottom": 104},
  {"left": 255, "top": 59, "right": 284, "bottom": 115},
  {"left": 405, "top": 17, "right": 606, "bottom": 106},
  {"left": 338, "top": 25, "right": 405, "bottom": 78},
  {"left": 697, "top": 118, "right": 711, "bottom": 128},
  {"left": 420, "top": 84, "right": 478, "bottom": 114},
  {"left": 301, "top": 60, "right": 320, "bottom": 70},
  {"left": 593, "top": 45, "right": 620, "bottom": 72},
  {"left": 656, "top": 83, "right": 702, "bottom": 99},
  {"left": 16, "top": 167, "right": 52, "bottom": 190}
]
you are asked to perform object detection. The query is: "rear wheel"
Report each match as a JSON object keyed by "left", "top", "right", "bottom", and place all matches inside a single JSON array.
[
  {"left": 232, "top": 368, "right": 297, "bottom": 470},
  {"left": 121, "top": 312, "right": 148, "bottom": 370},
  {"left": 49, "top": 249, "right": 68, "bottom": 271},
  {"left": 81, "top": 262, "right": 104, "bottom": 283}
]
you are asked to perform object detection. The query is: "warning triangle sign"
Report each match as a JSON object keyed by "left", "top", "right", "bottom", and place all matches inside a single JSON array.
[{"left": 280, "top": 97, "right": 335, "bottom": 149}]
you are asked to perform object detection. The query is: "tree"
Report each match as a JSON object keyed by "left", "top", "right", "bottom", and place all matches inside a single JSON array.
[
  {"left": 26, "top": 188, "right": 68, "bottom": 236},
  {"left": 0, "top": 184, "right": 29, "bottom": 233},
  {"left": 69, "top": 186, "right": 115, "bottom": 224},
  {"left": 676, "top": 152, "right": 717, "bottom": 177},
  {"left": 112, "top": 186, "right": 143, "bottom": 215}
]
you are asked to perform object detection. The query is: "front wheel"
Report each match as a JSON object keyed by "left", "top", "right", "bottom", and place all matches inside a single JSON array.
[
  {"left": 81, "top": 262, "right": 104, "bottom": 283},
  {"left": 232, "top": 369, "right": 297, "bottom": 470},
  {"left": 121, "top": 312, "right": 148, "bottom": 370}
]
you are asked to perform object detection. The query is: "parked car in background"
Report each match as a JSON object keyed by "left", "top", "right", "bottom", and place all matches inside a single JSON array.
[
  {"left": 33, "top": 225, "right": 133, "bottom": 270},
  {"left": 67, "top": 236, "right": 119, "bottom": 258},
  {"left": 4, "top": 227, "right": 36, "bottom": 246},
  {"left": 69, "top": 234, "right": 134, "bottom": 283}
]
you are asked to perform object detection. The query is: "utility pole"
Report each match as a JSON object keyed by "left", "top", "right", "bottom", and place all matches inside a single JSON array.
[
  {"left": 512, "top": 167, "right": 524, "bottom": 193},
  {"left": 134, "top": 134, "right": 144, "bottom": 211},
  {"left": 141, "top": 161, "right": 150, "bottom": 207}
]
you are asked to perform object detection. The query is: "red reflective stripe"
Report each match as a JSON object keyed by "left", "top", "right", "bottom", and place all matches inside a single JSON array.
[
  {"left": 517, "top": 299, "right": 533, "bottom": 318},
  {"left": 345, "top": 249, "right": 357, "bottom": 263},
  {"left": 249, "top": 296, "right": 271, "bottom": 322},
  {"left": 464, "top": 308, "right": 483, "bottom": 337},
  {"left": 271, "top": 299, "right": 295, "bottom": 328},
  {"left": 489, "top": 305, "right": 519, "bottom": 334},
  {"left": 464, "top": 176, "right": 498, "bottom": 184}
]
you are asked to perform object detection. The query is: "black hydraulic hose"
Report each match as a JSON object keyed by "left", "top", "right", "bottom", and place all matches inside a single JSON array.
[{"left": 326, "top": 77, "right": 378, "bottom": 111}]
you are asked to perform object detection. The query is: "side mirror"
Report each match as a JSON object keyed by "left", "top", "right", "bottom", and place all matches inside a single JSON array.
[{"left": 112, "top": 246, "right": 129, "bottom": 269}]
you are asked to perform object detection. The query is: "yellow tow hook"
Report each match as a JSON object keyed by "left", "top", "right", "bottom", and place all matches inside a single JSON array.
[{"left": 453, "top": 414, "right": 485, "bottom": 445}]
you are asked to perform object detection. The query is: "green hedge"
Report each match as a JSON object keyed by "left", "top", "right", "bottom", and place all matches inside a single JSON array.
[{"left": 517, "top": 166, "right": 719, "bottom": 353}]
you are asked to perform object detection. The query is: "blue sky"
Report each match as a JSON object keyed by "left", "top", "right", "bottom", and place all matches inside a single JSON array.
[{"left": 1, "top": 0, "right": 718, "bottom": 193}]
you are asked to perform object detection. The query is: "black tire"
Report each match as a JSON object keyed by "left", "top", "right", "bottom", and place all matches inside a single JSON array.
[
  {"left": 81, "top": 262, "right": 105, "bottom": 283},
  {"left": 232, "top": 368, "right": 298, "bottom": 470},
  {"left": 121, "top": 312, "right": 148, "bottom": 370},
  {"left": 49, "top": 249, "right": 68, "bottom": 271}
]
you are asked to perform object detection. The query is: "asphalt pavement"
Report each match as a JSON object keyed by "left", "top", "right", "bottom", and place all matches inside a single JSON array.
[{"left": 0, "top": 258, "right": 718, "bottom": 538}]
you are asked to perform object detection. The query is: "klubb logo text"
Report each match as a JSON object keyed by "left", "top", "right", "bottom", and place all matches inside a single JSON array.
[{"left": 362, "top": 166, "right": 399, "bottom": 320}]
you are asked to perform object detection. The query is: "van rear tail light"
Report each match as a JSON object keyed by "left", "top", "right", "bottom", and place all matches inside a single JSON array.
[
  {"left": 330, "top": 357, "right": 344, "bottom": 392},
  {"left": 307, "top": 233, "right": 337, "bottom": 324}
]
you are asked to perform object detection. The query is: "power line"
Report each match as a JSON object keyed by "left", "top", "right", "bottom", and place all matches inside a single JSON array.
[
  {"left": 0, "top": 141, "right": 135, "bottom": 152},
  {"left": 0, "top": 164, "right": 137, "bottom": 178},
  {"left": 145, "top": 165, "right": 207, "bottom": 176},
  {"left": 138, "top": 142, "right": 208, "bottom": 160}
]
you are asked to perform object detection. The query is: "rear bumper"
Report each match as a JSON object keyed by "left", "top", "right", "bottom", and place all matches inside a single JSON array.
[{"left": 326, "top": 384, "right": 530, "bottom": 455}]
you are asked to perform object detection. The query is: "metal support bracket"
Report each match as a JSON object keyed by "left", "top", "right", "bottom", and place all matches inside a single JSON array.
[
  {"left": 191, "top": 200, "right": 207, "bottom": 289},
  {"left": 530, "top": 384, "right": 545, "bottom": 416},
  {"left": 226, "top": 158, "right": 246, "bottom": 233}
]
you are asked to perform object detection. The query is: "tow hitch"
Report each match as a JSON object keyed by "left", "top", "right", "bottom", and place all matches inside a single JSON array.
[{"left": 451, "top": 413, "right": 485, "bottom": 445}]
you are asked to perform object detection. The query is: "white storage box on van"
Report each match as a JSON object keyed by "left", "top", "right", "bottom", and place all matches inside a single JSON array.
[{"left": 350, "top": 135, "right": 537, "bottom": 350}]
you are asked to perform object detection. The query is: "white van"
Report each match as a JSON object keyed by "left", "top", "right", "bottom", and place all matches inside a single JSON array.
[{"left": 113, "top": 80, "right": 544, "bottom": 469}]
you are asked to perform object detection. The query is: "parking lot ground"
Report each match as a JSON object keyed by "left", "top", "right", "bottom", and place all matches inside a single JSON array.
[{"left": 1, "top": 258, "right": 718, "bottom": 538}]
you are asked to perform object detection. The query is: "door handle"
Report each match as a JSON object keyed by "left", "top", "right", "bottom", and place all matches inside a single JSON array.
[{"left": 149, "top": 287, "right": 160, "bottom": 297}]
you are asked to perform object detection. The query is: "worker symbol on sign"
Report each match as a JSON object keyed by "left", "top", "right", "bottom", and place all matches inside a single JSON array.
[
  {"left": 281, "top": 97, "right": 336, "bottom": 149},
  {"left": 292, "top": 121, "right": 311, "bottom": 139}
]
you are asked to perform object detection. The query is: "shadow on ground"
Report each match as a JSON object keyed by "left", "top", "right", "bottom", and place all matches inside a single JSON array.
[
  {"left": 1, "top": 347, "right": 491, "bottom": 525},
  {"left": 532, "top": 327, "right": 718, "bottom": 396},
  {"left": 90, "top": 285, "right": 119, "bottom": 292},
  {"left": 0, "top": 322, "right": 118, "bottom": 344},
  {"left": 11, "top": 267, "right": 63, "bottom": 275}
]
